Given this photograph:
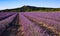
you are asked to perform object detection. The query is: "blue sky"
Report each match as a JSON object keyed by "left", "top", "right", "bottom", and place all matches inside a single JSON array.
[{"left": 0, "top": 0, "right": 60, "bottom": 10}]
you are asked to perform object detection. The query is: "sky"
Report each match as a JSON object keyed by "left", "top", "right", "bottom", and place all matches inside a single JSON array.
[{"left": 0, "top": 0, "right": 60, "bottom": 10}]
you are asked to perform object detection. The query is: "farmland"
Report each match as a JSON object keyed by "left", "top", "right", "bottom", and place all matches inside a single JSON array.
[{"left": 0, "top": 12, "right": 60, "bottom": 36}]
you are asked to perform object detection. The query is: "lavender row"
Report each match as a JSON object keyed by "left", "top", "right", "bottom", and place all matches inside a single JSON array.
[
  {"left": 20, "top": 14, "right": 47, "bottom": 36},
  {"left": 0, "top": 13, "right": 17, "bottom": 30},
  {"left": 21, "top": 12, "right": 60, "bottom": 22},
  {"left": 22, "top": 13, "right": 59, "bottom": 36},
  {"left": 0, "top": 12, "right": 17, "bottom": 20}
]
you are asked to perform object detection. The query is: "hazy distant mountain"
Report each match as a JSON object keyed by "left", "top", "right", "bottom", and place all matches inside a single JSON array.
[{"left": 0, "top": 5, "right": 60, "bottom": 12}]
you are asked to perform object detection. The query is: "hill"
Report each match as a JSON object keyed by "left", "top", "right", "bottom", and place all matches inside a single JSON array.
[{"left": 0, "top": 5, "right": 60, "bottom": 12}]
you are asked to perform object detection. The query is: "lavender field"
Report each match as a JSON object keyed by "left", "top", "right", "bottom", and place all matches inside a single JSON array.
[{"left": 0, "top": 12, "right": 60, "bottom": 36}]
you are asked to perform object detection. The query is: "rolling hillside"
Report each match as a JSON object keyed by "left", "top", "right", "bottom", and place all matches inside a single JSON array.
[{"left": 0, "top": 6, "right": 60, "bottom": 12}]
